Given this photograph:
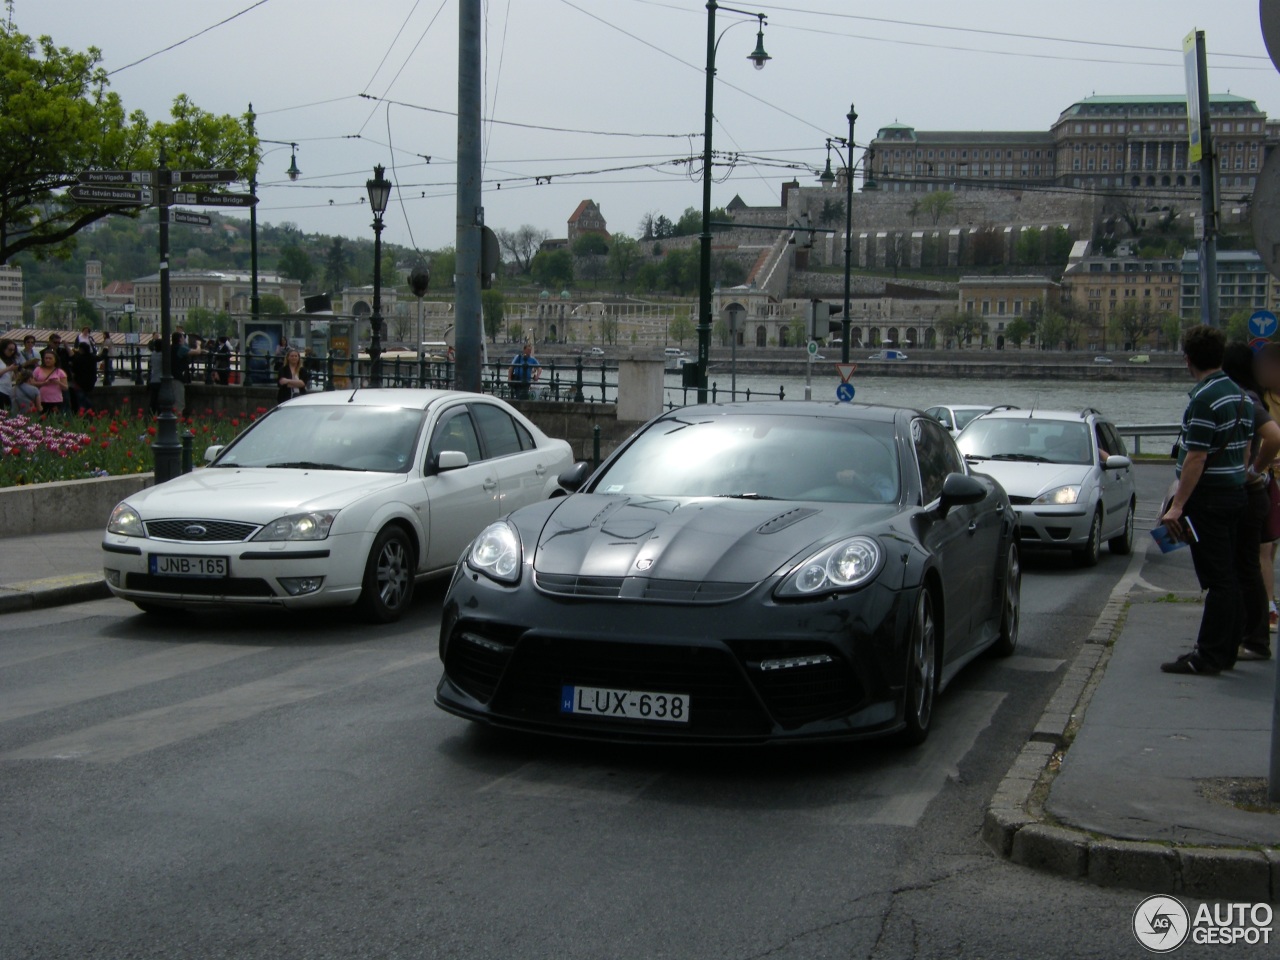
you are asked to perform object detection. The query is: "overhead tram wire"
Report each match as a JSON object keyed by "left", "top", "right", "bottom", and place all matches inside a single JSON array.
[
  {"left": 106, "top": 0, "right": 272, "bottom": 76},
  {"left": 355, "top": 0, "right": 450, "bottom": 137}
]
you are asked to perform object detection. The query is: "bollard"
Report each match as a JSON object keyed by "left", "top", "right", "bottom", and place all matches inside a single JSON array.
[
  {"left": 593, "top": 424, "right": 601, "bottom": 468},
  {"left": 181, "top": 429, "right": 195, "bottom": 475},
  {"left": 574, "top": 357, "right": 585, "bottom": 403}
]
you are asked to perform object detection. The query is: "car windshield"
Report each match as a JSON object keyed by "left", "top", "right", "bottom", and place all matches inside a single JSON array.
[
  {"left": 212, "top": 405, "right": 426, "bottom": 472},
  {"left": 953, "top": 408, "right": 988, "bottom": 431},
  {"left": 592, "top": 414, "right": 900, "bottom": 504},
  {"left": 958, "top": 418, "right": 1092, "bottom": 465}
]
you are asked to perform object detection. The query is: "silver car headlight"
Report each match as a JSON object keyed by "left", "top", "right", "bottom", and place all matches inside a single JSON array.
[
  {"left": 468, "top": 521, "right": 522, "bottom": 584},
  {"left": 776, "top": 536, "right": 882, "bottom": 598},
  {"left": 252, "top": 511, "right": 337, "bottom": 541},
  {"left": 1033, "top": 485, "right": 1081, "bottom": 505},
  {"left": 107, "top": 503, "right": 145, "bottom": 538}
]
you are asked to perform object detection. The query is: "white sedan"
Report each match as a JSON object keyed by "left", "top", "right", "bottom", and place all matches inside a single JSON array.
[{"left": 102, "top": 390, "right": 574, "bottom": 622}]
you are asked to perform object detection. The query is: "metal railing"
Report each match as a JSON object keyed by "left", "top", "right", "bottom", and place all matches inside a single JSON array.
[{"left": 1116, "top": 423, "right": 1180, "bottom": 455}]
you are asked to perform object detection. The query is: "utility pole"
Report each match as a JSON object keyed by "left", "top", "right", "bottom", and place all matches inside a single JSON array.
[
  {"left": 247, "top": 104, "right": 260, "bottom": 329},
  {"left": 1186, "top": 29, "right": 1219, "bottom": 325},
  {"left": 153, "top": 147, "right": 181, "bottom": 483},
  {"left": 455, "top": 0, "right": 483, "bottom": 392}
]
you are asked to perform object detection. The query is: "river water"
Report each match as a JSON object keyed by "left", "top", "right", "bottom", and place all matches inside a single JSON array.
[{"left": 663, "top": 373, "right": 1191, "bottom": 426}]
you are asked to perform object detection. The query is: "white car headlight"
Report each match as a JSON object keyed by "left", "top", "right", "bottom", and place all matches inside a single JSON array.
[
  {"left": 1033, "top": 485, "right": 1081, "bottom": 505},
  {"left": 107, "top": 503, "right": 145, "bottom": 538},
  {"left": 252, "top": 511, "right": 337, "bottom": 541},
  {"left": 776, "top": 536, "right": 882, "bottom": 598},
  {"left": 468, "top": 521, "right": 522, "bottom": 584}
]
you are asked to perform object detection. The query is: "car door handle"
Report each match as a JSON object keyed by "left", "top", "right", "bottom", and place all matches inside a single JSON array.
[
  {"left": 967, "top": 521, "right": 978, "bottom": 535},
  {"left": 535, "top": 463, "right": 547, "bottom": 476},
  {"left": 483, "top": 477, "right": 498, "bottom": 491}
]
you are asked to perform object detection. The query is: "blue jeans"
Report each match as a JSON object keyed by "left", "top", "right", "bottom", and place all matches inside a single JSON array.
[{"left": 1184, "top": 484, "right": 1246, "bottom": 669}]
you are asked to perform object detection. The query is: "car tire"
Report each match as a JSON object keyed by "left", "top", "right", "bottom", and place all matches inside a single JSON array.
[
  {"left": 899, "top": 588, "right": 938, "bottom": 746},
  {"left": 1109, "top": 500, "right": 1135, "bottom": 556},
  {"left": 1074, "top": 508, "right": 1102, "bottom": 567},
  {"left": 990, "top": 542, "right": 1021, "bottom": 657},
  {"left": 357, "top": 526, "right": 415, "bottom": 624}
]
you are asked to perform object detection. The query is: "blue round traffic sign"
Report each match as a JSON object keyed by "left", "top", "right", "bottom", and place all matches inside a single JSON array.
[
  {"left": 1249, "top": 309, "right": 1277, "bottom": 338},
  {"left": 836, "top": 382, "right": 855, "bottom": 402}
]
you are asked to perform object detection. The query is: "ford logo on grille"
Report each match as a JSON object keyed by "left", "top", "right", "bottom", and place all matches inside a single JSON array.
[{"left": 184, "top": 524, "right": 208, "bottom": 538}]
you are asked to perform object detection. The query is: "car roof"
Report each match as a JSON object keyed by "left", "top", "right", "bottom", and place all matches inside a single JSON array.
[
  {"left": 280, "top": 388, "right": 485, "bottom": 411},
  {"left": 660, "top": 401, "right": 908, "bottom": 424},
  {"left": 975, "top": 408, "right": 1107, "bottom": 423}
]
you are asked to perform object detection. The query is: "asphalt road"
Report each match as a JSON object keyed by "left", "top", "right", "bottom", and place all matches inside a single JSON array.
[{"left": 0, "top": 466, "right": 1259, "bottom": 959}]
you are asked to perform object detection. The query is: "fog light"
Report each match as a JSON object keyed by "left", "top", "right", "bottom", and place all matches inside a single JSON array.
[
  {"left": 277, "top": 576, "right": 324, "bottom": 596},
  {"left": 104, "top": 568, "right": 121, "bottom": 587},
  {"left": 460, "top": 631, "right": 507, "bottom": 654},
  {"left": 758, "top": 654, "right": 834, "bottom": 671}
]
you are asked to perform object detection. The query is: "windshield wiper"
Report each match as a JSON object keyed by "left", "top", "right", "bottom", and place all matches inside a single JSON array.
[
  {"left": 265, "top": 461, "right": 365, "bottom": 471},
  {"left": 963, "top": 454, "right": 989, "bottom": 462},
  {"left": 715, "top": 492, "right": 780, "bottom": 500},
  {"left": 988, "top": 453, "right": 1052, "bottom": 463}
]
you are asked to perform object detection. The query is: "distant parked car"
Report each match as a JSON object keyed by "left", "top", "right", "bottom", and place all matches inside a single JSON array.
[
  {"left": 924, "top": 404, "right": 1018, "bottom": 439},
  {"left": 867, "top": 350, "right": 908, "bottom": 361},
  {"left": 588, "top": 347, "right": 605, "bottom": 357},
  {"left": 1093, "top": 356, "right": 1114, "bottom": 364},
  {"left": 1128, "top": 354, "right": 1150, "bottom": 364}
]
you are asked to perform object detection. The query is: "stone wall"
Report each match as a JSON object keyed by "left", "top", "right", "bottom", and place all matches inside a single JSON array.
[{"left": 0, "top": 474, "right": 153, "bottom": 536}]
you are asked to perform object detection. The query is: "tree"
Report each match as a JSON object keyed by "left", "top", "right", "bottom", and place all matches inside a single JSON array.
[
  {"left": 323, "top": 237, "right": 348, "bottom": 292},
  {"left": 713, "top": 317, "right": 730, "bottom": 347},
  {"left": 530, "top": 248, "right": 573, "bottom": 288},
  {"left": 75, "top": 297, "right": 100, "bottom": 326},
  {"left": 638, "top": 211, "right": 658, "bottom": 240},
  {"left": 0, "top": 17, "right": 254, "bottom": 264},
  {"left": 432, "top": 247, "right": 456, "bottom": 289},
  {"left": 919, "top": 191, "right": 955, "bottom": 226},
  {"left": 818, "top": 198, "right": 845, "bottom": 226},
  {"left": 674, "top": 206, "right": 702, "bottom": 237},
  {"left": 883, "top": 234, "right": 911, "bottom": 278},
  {"left": 653, "top": 215, "right": 675, "bottom": 239},
  {"left": 599, "top": 315, "right": 619, "bottom": 345},
  {"left": 1015, "top": 228, "right": 1043, "bottom": 266},
  {"left": 572, "top": 233, "right": 608, "bottom": 257},
  {"left": 668, "top": 315, "right": 694, "bottom": 345},
  {"left": 259, "top": 294, "right": 289, "bottom": 315},
  {"left": 1004, "top": 317, "right": 1031, "bottom": 348},
  {"left": 481, "top": 289, "right": 505, "bottom": 342},
  {"left": 496, "top": 225, "right": 549, "bottom": 275},
  {"left": 275, "top": 245, "right": 313, "bottom": 286},
  {"left": 607, "top": 235, "right": 639, "bottom": 285}
]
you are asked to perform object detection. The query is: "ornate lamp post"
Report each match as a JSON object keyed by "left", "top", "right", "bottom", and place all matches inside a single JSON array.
[
  {"left": 245, "top": 105, "right": 300, "bottom": 329},
  {"left": 366, "top": 164, "right": 392, "bottom": 386},
  {"left": 696, "top": 1, "right": 770, "bottom": 403},
  {"left": 819, "top": 105, "right": 858, "bottom": 363}
]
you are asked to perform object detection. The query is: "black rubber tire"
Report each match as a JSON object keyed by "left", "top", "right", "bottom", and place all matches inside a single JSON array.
[
  {"left": 989, "top": 542, "right": 1021, "bottom": 657},
  {"left": 899, "top": 588, "right": 938, "bottom": 747},
  {"left": 1074, "top": 509, "right": 1102, "bottom": 567},
  {"left": 357, "top": 526, "right": 415, "bottom": 624},
  {"left": 1109, "top": 500, "right": 1135, "bottom": 556}
]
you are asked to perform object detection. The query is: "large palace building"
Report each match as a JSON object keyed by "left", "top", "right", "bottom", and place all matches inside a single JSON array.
[{"left": 869, "top": 93, "right": 1274, "bottom": 198}]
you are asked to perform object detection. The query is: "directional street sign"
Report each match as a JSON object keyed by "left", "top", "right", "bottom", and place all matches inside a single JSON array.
[
  {"left": 835, "top": 362, "right": 857, "bottom": 383},
  {"left": 1249, "top": 309, "right": 1278, "bottom": 339},
  {"left": 174, "top": 169, "right": 238, "bottom": 185},
  {"left": 67, "top": 184, "right": 153, "bottom": 205},
  {"left": 836, "top": 382, "right": 855, "bottom": 402},
  {"left": 171, "top": 191, "right": 257, "bottom": 207},
  {"left": 165, "top": 210, "right": 212, "bottom": 226},
  {"left": 78, "top": 169, "right": 153, "bottom": 185}
]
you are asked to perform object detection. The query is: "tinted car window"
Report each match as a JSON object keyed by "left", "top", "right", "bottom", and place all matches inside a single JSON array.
[
  {"left": 957, "top": 418, "right": 1092, "bottom": 465},
  {"left": 471, "top": 403, "right": 524, "bottom": 458},
  {"left": 430, "top": 408, "right": 483, "bottom": 464},
  {"left": 913, "top": 418, "right": 951, "bottom": 505},
  {"left": 953, "top": 408, "right": 986, "bottom": 431},
  {"left": 1099, "top": 422, "right": 1127, "bottom": 458},
  {"left": 926, "top": 407, "right": 953, "bottom": 430},
  {"left": 514, "top": 419, "right": 536, "bottom": 451}
]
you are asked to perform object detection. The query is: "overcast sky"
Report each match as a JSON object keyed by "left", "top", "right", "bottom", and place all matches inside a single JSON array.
[{"left": 16, "top": 1, "right": 1280, "bottom": 254}]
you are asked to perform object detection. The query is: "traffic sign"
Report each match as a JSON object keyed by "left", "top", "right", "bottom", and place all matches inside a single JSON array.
[
  {"left": 171, "top": 191, "right": 257, "bottom": 207},
  {"left": 67, "top": 184, "right": 153, "bottom": 205},
  {"left": 807, "top": 339, "right": 819, "bottom": 358},
  {"left": 1250, "top": 337, "right": 1270, "bottom": 354},
  {"left": 174, "top": 169, "right": 238, "bottom": 185},
  {"left": 78, "top": 169, "right": 153, "bottom": 185},
  {"left": 835, "top": 362, "right": 857, "bottom": 382},
  {"left": 1249, "top": 309, "right": 1278, "bottom": 339},
  {"left": 166, "top": 210, "right": 212, "bottom": 226},
  {"left": 836, "top": 383, "right": 855, "bottom": 402}
]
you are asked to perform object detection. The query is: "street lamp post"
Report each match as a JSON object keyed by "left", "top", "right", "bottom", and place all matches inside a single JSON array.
[
  {"left": 728, "top": 303, "right": 742, "bottom": 399},
  {"left": 697, "top": 1, "right": 770, "bottom": 404},
  {"left": 820, "top": 110, "right": 858, "bottom": 364},
  {"left": 366, "top": 164, "right": 392, "bottom": 387},
  {"left": 246, "top": 104, "right": 300, "bottom": 336}
]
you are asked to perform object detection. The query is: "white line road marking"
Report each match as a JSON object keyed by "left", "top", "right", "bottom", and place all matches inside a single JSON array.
[
  {"left": 0, "top": 643, "right": 267, "bottom": 724},
  {"left": 1, "top": 650, "right": 438, "bottom": 763},
  {"left": 0, "top": 634, "right": 115, "bottom": 671}
]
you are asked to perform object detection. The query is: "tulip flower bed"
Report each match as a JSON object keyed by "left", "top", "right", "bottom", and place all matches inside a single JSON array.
[{"left": 0, "top": 407, "right": 261, "bottom": 487}]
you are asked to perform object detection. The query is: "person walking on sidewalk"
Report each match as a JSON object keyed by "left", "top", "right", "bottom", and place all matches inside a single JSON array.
[{"left": 1160, "top": 325, "right": 1254, "bottom": 675}]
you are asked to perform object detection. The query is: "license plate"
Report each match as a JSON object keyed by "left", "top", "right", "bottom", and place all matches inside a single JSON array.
[
  {"left": 560, "top": 685, "right": 690, "bottom": 724},
  {"left": 149, "top": 555, "right": 229, "bottom": 578}
]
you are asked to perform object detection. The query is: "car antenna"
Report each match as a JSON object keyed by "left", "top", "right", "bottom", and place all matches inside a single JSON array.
[{"left": 347, "top": 369, "right": 361, "bottom": 403}]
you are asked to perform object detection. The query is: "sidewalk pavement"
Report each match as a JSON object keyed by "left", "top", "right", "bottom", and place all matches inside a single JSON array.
[{"left": 2, "top": 526, "right": 1277, "bottom": 900}]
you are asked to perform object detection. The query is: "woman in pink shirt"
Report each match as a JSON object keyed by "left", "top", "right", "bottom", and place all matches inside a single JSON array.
[{"left": 31, "top": 350, "right": 67, "bottom": 413}]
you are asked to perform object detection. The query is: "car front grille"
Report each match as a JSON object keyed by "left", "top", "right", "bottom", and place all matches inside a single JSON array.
[
  {"left": 444, "top": 624, "right": 522, "bottom": 704},
  {"left": 728, "top": 640, "right": 862, "bottom": 728},
  {"left": 125, "top": 573, "right": 276, "bottom": 597},
  {"left": 1007, "top": 495, "right": 1035, "bottom": 505},
  {"left": 534, "top": 573, "right": 752, "bottom": 603},
  {"left": 145, "top": 519, "right": 260, "bottom": 543}
]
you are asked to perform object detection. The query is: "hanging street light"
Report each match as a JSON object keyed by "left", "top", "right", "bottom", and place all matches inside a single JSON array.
[{"left": 366, "top": 164, "right": 393, "bottom": 387}]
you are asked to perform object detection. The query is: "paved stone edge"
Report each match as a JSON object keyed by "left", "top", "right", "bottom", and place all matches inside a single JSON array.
[
  {"left": 0, "top": 574, "right": 109, "bottom": 613},
  {"left": 983, "top": 585, "right": 1279, "bottom": 904}
]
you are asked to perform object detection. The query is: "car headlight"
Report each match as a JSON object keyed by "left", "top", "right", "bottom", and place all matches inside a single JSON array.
[
  {"left": 107, "top": 503, "right": 145, "bottom": 538},
  {"left": 252, "top": 511, "right": 337, "bottom": 541},
  {"left": 467, "top": 521, "right": 522, "bottom": 584},
  {"left": 1033, "top": 485, "right": 1081, "bottom": 505},
  {"left": 776, "top": 536, "right": 882, "bottom": 598}
]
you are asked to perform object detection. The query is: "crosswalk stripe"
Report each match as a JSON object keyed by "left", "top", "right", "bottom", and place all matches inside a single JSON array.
[
  {"left": 0, "top": 650, "right": 437, "bottom": 764},
  {"left": 0, "top": 643, "right": 267, "bottom": 724},
  {"left": 0, "top": 634, "right": 115, "bottom": 671}
]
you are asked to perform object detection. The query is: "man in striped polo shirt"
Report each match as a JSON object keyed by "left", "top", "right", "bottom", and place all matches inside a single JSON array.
[{"left": 1160, "top": 324, "right": 1253, "bottom": 675}]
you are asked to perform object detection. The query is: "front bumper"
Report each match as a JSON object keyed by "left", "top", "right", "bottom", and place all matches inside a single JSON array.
[
  {"left": 101, "top": 530, "right": 371, "bottom": 609},
  {"left": 434, "top": 567, "right": 916, "bottom": 744},
  {"left": 1010, "top": 503, "right": 1092, "bottom": 549}
]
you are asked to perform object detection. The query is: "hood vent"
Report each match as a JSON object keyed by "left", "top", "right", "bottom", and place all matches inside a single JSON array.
[{"left": 756, "top": 507, "right": 820, "bottom": 535}]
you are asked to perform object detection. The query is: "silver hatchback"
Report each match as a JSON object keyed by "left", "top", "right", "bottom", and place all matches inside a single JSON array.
[{"left": 955, "top": 408, "right": 1135, "bottom": 566}]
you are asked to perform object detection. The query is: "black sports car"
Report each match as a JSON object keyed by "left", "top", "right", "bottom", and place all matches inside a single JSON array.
[{"left": 436, "top": 402, "right": 1020, "bottom": 745}]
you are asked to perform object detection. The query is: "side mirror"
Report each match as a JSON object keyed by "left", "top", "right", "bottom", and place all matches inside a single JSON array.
[
  {"left": 938, "top": 472, "right": 985, "bottom": 516},
  {"left": 436, "top": 450, "right": 469, "bottom": 471},
  {"left": 558, "top": 461, "right": 593, "bottom": 493},
  {"left": 204, "top": 445, "right": 223, "bottom": 463},
  {"left": 1102, "top": 455, "right": 1132, "bottom": 471}
]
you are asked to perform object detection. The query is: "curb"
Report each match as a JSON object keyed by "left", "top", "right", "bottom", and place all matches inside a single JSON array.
[
  {"left": 983, "top": 582, "right": 1279, "bottom": 903},
  {"left": 0, "top": 574, "right": 109, "bottom": 613}
]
